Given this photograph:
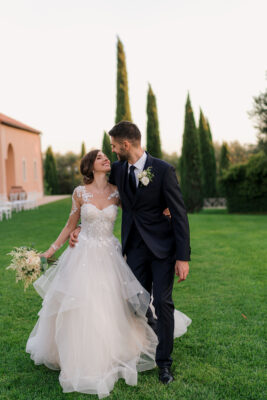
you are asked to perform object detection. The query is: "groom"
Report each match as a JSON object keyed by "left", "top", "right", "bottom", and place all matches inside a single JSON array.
[
  {"left": 72, "top": 121, "right": 191, "bottom": 384},
  {"left": 109, "top": 121, "right": 191, "bottom": 384}
]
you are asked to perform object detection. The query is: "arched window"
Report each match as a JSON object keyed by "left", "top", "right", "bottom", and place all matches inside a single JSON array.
[
  {"left": 33, "top": 160, "right": 37, "bottom": 180},
  {"left": 5, "top": 144, "right": 15, "bottom": 193},
  {"left": 22, "top": 159, "right": 27, "bottom": 182}
]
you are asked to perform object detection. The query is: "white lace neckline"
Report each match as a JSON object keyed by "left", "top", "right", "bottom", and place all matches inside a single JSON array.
[
  {"left": 81, "top": 203, "right": 118, "bottom": 212},
  {"left": 75, "top": 185, "right": 119, "bottom": 202}
]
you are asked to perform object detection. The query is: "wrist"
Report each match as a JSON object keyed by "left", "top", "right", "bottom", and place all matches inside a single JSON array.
[
  {"left": 47, "top": 243, "right": 59, "bottom": 257},
  {"left": 46, "top": 247, "right": 55, "bottom": 258},
  {"left": 51, "top": 243, "right": 59, "bottom": 252}
]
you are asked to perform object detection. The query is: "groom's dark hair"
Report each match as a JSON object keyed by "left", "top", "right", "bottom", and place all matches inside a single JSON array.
[{"left": 108, "top": 121, "right": 141, "bottom": 143}]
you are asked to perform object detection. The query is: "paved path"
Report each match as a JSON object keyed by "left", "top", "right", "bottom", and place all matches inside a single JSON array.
[{"left": 37, "top": 195, "right": 70, "bottom": 206}]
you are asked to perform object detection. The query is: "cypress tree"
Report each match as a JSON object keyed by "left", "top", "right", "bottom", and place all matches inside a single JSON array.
[
  {"left": 102, "top": 131, "right": 112, "bottom": 161},
  {"left": 206, "top": 119, "right": 212, "bottom": 140},
  {"left": 218, "top": 142, "right": 231, "bottom": 196},
  {"left": 81, "top": 142, "right": 86, "bottom": 158},
  {"left": 102, "top": 131, "right": 117, "bottom": 163},
  {"left": 219, "top": 142, "right": 230, "bottom": 175},
  {"left": 198, "top": 110, "right": 217, "bottom": 197},
  {"left": 44, "top": 146, "right": 58, "bottom": 194},
  {"left": 115, "top": 37, "right": 132, "bottom": 123},
  {"left": 206, "top": 118, "right": 217, "bottom": 195},
  {"left": 180, "top": 93, "right": 203, "bottom": 212},
  {"left": 146, "top": 84, "right": 162, "bottom": 158}
]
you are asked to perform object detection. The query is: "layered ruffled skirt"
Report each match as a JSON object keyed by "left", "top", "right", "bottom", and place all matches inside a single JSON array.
[{"left": 26, "top": 235, "right": 191, "bottom": 398}]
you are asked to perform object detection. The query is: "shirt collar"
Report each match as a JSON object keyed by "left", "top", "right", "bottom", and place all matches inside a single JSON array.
[{"left": 128, "top": 151, "right": 147, "bottom": 171}]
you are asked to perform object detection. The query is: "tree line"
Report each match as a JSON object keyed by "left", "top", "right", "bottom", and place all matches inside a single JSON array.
[{"left": 44, "top": 38, "right": 266, "bottom": 213}]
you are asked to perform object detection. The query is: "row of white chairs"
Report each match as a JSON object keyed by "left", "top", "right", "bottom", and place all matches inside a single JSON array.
[
  {"left": 0, "top": 203, "right": 12, "bottom": 221},
  {"left": 0, "top": 192, "right": 38, "bottom": 221}
]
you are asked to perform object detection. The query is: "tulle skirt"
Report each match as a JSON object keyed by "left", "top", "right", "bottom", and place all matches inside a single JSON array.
[{"left": 26, "top": 235, "right": 191, "bottom": 398}]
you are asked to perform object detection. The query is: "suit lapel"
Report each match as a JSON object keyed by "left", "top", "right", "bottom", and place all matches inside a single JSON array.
[
  {"left": 121, "top": 161, "right": 134, "bottom": 205},
  {"left": 132, "top": 152, "right": 154, "bottom": 207},
  {"left": 120, "top": 152, "right": 154, "bottom": 208}
]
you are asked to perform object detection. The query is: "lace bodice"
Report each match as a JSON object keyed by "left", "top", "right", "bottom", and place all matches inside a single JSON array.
[
  {"left": 80, "top": 203, "right": 118, "bottom": 245},
  {"left": 50, "top": 185, "right": 120, "bottom": 252}
]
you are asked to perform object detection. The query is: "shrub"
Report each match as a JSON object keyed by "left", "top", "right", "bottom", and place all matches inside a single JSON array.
[{"left": 220, "top": 152, "right": 267, "bottom": 212}]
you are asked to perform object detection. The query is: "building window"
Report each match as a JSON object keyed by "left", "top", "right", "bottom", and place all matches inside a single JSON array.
[
  {"left": 22, "top": 159, "right": 27, "bottom": 181},
  {"left": 33, "top": 160, "right": 37, "bottom": 180}
]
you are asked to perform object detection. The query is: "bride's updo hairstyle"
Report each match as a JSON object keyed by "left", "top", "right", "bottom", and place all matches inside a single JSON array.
[{"left": 80, "top": 149, "right": 100, "bottom": 184}]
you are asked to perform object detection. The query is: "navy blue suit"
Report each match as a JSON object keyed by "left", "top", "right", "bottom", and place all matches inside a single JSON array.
[{"left": 109, "top": 152, "right": 191, "bottom": 367}]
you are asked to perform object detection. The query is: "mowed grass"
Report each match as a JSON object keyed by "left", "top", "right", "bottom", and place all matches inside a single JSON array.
[{"left": 0, "top": 199, "right": 266, "bottom": 400}]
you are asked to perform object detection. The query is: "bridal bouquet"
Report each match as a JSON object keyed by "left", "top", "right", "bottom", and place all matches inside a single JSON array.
[{"left": 6, "top": 247, "right": 53, "bottom": 291}]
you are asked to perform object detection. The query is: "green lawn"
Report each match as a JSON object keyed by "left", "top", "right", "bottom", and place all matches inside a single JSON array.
[{"left": 0, "top": 199, "right": 266, "bottom": 400}]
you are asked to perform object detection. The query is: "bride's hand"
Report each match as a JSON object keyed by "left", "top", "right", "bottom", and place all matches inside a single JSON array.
[
  {"left": 163, "top": 208, "right": 171, "bottom": 218},
  {"left": 69, "top": 227, "right": 81, "bottom": 247}
]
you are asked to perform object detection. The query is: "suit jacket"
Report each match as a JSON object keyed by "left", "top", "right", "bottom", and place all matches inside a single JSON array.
[{"left": 109, "top": 152, "right": 191, "bottom": 261}]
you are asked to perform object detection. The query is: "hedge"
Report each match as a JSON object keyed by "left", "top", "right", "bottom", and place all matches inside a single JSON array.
[{"left": 220, "top": 152, "right": 267, "bottom": 212}]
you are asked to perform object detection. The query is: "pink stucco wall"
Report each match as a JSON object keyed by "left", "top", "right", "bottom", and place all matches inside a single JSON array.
[{"left": 0, "top": 124, "right": 43, "bottom": 198}]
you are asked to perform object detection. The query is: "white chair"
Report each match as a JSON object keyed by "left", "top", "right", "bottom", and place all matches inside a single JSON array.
[
  {"left": 0, "top": 196, "right": 12, "bottom": 220},
  {"left": 2, "top": 205, "right": 12, "bottom": 219},
  {"left": 24, "top": 192, "right": 38, "bottom": 210},
  {"left": 10, "top": 192, "right": 22, "bottom": 212},
  {"left": 18, "top": 191, "right": 27, "bottom": 210}
]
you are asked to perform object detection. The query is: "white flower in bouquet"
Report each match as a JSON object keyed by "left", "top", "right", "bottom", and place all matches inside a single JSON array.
[{"left": 6, "top": 247, "right": 50, "bottom": 291}]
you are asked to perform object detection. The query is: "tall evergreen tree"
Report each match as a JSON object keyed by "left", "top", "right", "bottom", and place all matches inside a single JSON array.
[
  {"left": 198, "top": 110, "right": 217, "bottom": 197},
  {"left": 248, "top": 77, "right": 267, "bottom": 154},
  {"left": 81, "top": 142, "right": 86, "bottom": 158},
  {"left": 102, "top": 131, "right": 117, "bottom": 163},
  {"left": 180, "top": 93, "right": 203, "bottom": 212},
  {"left": 102, "top": 131, "right": 112, "bottom": 161},
  {"left": 219, "top": 142, "right": 230, "bottom": 175},
  {"left": 115, "top": 37, "right": 132, "bottom": 123},
  {"left": 206, "top": 118, "right": 217, "bottom": 195},
  {"left": 146, "top": 84, "right": 162, "bottom": 158},
  {"left": 44, "top": 146, "right": 58, "bottom": 194},
  {"left": 206, "top": 119, "right": 212, "bottom": 140}
]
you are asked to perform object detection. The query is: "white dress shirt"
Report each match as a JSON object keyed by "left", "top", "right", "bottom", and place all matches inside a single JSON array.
[{"left": 128, "top": 151, "right": 147, "bottom": 187}]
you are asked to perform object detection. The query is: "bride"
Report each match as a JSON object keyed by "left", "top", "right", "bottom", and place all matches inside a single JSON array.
[{"left": 26, "top": 149, "right": 191, "bottom": 399}]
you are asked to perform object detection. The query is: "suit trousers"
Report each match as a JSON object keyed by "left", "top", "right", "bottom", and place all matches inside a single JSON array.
[{"left": 125, "top": 223, "right": 175, "bottom": 368}]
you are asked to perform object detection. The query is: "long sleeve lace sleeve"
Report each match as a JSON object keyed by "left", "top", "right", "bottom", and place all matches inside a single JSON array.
[{"left": 44, "top": 188, "right": 81, "bottom": 257}]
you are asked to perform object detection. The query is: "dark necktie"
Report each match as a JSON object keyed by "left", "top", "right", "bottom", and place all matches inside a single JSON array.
[{"left": 129, "top": 165, "right": 136, "bottom": 194}]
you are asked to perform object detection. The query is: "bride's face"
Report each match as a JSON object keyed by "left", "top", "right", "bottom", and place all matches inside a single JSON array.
[{"left": 94, "top": 151, "right": 111, "bottom": 173}]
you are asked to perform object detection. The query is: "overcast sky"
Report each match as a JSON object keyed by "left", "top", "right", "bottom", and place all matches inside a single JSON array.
[{"left": 0, "top": 0, "right": 266, "bottom": 155}]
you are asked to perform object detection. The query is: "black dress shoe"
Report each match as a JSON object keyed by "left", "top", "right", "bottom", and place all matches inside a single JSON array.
[{"left": 158, "top": 367, "right": 174, "bottom": 384}]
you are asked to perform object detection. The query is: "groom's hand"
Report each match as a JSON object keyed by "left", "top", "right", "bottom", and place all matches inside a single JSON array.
[
  {"left": 175, "top": 260, "right": 189, "bottom": 283},
  {"left": 69, "top": 227, "right": 81, "bottom": 247}
]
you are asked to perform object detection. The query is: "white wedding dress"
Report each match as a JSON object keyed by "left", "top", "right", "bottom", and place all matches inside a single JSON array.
[{"left": 26, "top": 186, "right": 191, "bottom": 399}]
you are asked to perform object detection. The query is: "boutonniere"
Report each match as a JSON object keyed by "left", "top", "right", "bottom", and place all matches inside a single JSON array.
[{"left": 137, "top": 167, "right": 154, "bottom": 187}]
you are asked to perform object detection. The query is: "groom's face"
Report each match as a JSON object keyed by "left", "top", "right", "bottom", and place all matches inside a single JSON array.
[{"left": 110, "top": 137, "right": 130, "bottom": 161}]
